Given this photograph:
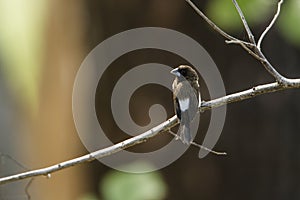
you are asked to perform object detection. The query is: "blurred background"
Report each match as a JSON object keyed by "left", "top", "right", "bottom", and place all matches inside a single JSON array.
[{"left": 0, "top": 0, "right": 300, "bottom": 199}]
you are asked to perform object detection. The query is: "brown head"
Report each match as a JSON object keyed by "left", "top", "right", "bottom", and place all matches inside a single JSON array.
[{"left": 170, "top": 65, "right": 199, "bottom": 82}]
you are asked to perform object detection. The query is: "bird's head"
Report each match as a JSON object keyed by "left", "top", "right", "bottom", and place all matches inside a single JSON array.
[{"left": 171, "top": 65, "right": 198, "bottom": 81}]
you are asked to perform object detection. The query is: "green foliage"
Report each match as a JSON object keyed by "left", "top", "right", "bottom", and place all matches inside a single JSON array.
[
  {"left": 206, "top": 0, "right": 272, "bottom": 31},
  {"left": 0, "top": 0, "right": 47, "bottom": 113},
  {"left": 206, "top": 0, "right": 300, "bottom": 46},
  {"left": 78, "top": 194, "right": 99, "bottom": 200},
  {"left": 278, "top": 0, "right": 300, "bottom": 45},
  {"left": 101, "top": 162, "right": 167, "bottom": 200}
]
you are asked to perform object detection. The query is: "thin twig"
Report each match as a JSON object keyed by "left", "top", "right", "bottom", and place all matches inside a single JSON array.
[
  {"left": 226, "top": 40, "right": 264, "bottom": 61},
  {"left": 167, "top": 130, "right": 227, "bottom": 155},
  {"left": 185, "top": 0, "right": 237, "bottom": 41},
  {"left": 25, "top": 178, "right": 33, "bottom": 200},
  {"left": 232, "top": 0, "right": 256, "bottom": 44},
  {"left": 191, "top": 141, "right": 227, "bottom": 156},
  {"left": 257, "top": 0, "right": 284, "bottom": 49},
  {"left": 225, "top": 40, "right": 255, "bottom": 48}
]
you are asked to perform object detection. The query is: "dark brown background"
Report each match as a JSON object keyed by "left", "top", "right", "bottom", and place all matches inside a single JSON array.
[{"left": 0, "top": 0, "right": 299, "bottom": 199}]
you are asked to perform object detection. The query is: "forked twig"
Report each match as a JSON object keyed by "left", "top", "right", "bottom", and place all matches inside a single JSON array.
[
  {"left": 257, "top": 0, "right": 284, "bottom": 49},
  {"left": 187, "top": 0, "right": 289, "bottom": 84}
]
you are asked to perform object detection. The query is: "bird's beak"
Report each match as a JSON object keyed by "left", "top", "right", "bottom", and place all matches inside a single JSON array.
[{"left": 170, "top": 68, "right": 180, "bottom": 77}]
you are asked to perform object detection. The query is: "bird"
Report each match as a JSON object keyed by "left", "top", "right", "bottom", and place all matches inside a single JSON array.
[{"left": 171, "top": 65, "right": 201, "bottom": 144}]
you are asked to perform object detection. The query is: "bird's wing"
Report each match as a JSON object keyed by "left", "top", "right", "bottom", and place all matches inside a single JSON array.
[
  {"left": 174, "top": 81, "right": 199, "bottom": 121},
  {"left": 174, "top": 97, "right": 181, "bottom": 120}
]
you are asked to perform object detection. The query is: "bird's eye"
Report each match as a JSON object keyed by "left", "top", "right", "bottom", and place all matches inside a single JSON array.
[{"left": 179, "top": 69, "right": 186, "bottom": 76}]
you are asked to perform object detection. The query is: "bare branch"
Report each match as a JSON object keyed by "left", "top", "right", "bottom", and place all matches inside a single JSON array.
[
  {"left": 232, "top": 0, "right": 256, "bottom": 44},
  {"left": 255, "top": 50, "right": 289, "bottom": 84},
  {"left": 188, "top": 0, "right": 289, "bottom": 84},
  {"left": 258, "top": 0, "right": 284, "bottom": 49},
  {"left": 225, "top": 40, "right": 255, "bottom": 48},
  {"left": 0, "top": 116, "right": 177, "bottom": 185},
  {"left": 231, "top": 0, "right": 289, "bottom": 84},
  {"left": 225, "top": 40, "right": 264, "bottom": 61},
  {"left": 186, "top": 0, "right": 262, "bottom": 68},
  {"left": 201, "top": 78, "right": 300, "bottom": 112},
  {"left": 1, "top": 77, "right": 300, "bottom": 185},
  {"left": 185, "top": 0, "right": 274, "bottom": 71},
  {"left": 190, "top": 141, "right": 227, "bottom": 156},
  {"left": 231, "top": 0, "right": 286, "bottom": 83}
]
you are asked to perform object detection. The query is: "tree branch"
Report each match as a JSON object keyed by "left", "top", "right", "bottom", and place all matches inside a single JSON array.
[
  {"left": 257, "top": 0, "right": 284, "bottom": 49},
  {"left": 185, "top": 0, "right": 264, "bottom": 64},
  {"left": 232, "top": 0, "right": 256, "bottom": 44},
  {"left": 187, "top": 0, "right": 289, "bottom": 84},
  {"left": 256, "top": 50, "right": 289, "bottom": 84},
  {"left": 201, "top": 79, "right": 300, "bottom": 112},
  {"left": 0, "top": 116, "right": 177, "bottom": 185},
  {"left": 1, "top": 78, "right": 300, "bottom": 185},
  {"left": 0, "top": 0, "right": 299, "bottom": 187},
  {"left": 185, "top": 0, "right": 236, "bottom": 41},
  {"left": 248, "top": 0, "right": 287, "bottom": 84}
]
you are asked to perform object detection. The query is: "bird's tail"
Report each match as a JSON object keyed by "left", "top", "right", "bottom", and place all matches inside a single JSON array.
[{"left": 179, "top": 124, "right": 192, "bottom": 144}]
